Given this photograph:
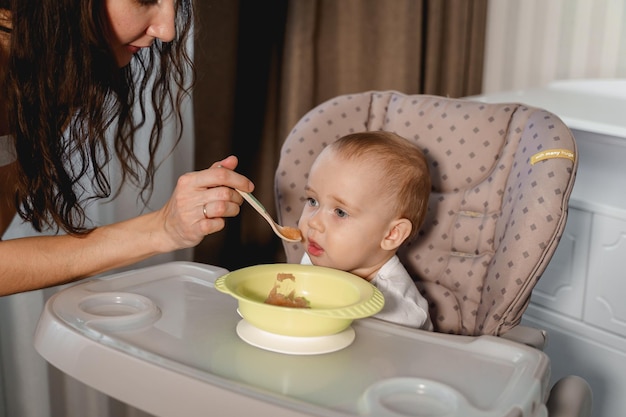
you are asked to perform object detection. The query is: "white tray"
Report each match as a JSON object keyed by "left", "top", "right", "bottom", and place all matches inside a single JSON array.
[{"left": 34, "top": 261, "right": 550, "bottom": 417}]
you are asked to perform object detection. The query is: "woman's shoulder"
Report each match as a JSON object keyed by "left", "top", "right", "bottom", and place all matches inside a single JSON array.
[{"left": 0, "top": 135, "right": 16, "bottom": 166}]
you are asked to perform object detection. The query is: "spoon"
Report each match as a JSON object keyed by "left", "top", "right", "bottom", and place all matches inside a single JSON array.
[{"left": 236, "top": 189, "right": 303, "bottom": 242}]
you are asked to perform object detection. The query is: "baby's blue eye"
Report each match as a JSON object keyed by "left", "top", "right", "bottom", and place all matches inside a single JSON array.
[
  {"left": 306, "top": 197, "right": 318, "bottom": 207},
  {"left": 334, "top": 208, "right": 348, "bottom": 218}
]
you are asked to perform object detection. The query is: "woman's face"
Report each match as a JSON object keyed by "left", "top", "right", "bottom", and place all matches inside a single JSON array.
[{"left": 104, "top": 0, "right": 176, "bottom": 67}]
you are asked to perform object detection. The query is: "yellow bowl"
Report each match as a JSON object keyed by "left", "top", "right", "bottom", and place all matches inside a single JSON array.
[{"left": 215, "top": 264, "right": 384, "bottom": 337}]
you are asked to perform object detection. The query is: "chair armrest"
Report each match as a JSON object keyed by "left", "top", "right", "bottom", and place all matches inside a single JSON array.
[
  {"left": 546, "top": 375, "right": 593, "bottom": 417},
  {"left": 500, "top": 324, "right": 548, "bottom": 350}
]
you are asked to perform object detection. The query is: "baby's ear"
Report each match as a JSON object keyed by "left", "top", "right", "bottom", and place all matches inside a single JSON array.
[{"left": 381, "top": 218, "right": 412, "bottom": 251}]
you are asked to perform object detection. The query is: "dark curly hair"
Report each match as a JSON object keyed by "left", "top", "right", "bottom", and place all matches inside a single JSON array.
[{"left": 1, "top": 0, "right": 195, "bottom": 234}]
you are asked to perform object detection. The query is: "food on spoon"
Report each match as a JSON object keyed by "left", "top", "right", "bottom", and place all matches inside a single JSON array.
[
  {"left": 264, "top": 273, "right": 310, "bottom": 308},
  {"left": 280, "top": 226, "right": 303, "bottom": 241}
]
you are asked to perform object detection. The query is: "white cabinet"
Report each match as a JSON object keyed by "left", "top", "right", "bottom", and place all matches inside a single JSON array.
[
  {"left": 533, "top": 127, "right": 626, "bottom": 338},
  {"left": 585, "top": 214, "right": 626, "bottom": 336},
  {"left": 523, "top": 127, "right": 626, "bottom": 417},
  {"left": 531, "top": 206, "right": 590, "bottom": 320},
  {"left": 474, "top": 79, "right": 626, "bottom": 417}
]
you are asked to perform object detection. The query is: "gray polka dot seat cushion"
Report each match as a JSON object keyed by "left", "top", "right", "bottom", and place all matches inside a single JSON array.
[{"left": 275, "top": 91, "right": 577, "bottom": 336}]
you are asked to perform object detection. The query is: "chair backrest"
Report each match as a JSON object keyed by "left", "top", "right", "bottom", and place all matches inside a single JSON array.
[{"left": 275, "top": 91, "right": 577, "bottom": 336}]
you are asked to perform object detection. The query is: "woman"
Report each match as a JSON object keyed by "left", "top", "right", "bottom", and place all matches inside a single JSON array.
[{"left": 0, "top": 0, "right": 253, "bottom": 295}]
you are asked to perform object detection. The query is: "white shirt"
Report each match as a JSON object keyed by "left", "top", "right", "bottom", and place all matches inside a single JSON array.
[
  {"left": 0, "top": 135, "right": 16, "bottom": 166},
  {"left": 300, "top": 253, "right": 433, "bottom": 331}
]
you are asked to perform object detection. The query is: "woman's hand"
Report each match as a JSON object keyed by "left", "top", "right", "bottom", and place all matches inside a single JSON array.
[
  {"left": 0, "top": 155, "right": 254, "bottom": 293},
  {"left": 156, "top": 155, "right": 254, "bottom": 251}
]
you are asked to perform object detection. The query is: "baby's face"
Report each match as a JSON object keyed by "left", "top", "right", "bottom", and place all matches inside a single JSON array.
[{"left": 298, "top": 149, "right": 398, "bottom": 278}]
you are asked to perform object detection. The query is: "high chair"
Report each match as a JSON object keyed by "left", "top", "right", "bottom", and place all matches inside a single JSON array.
[{"left": 274, "top": 91, "right": 592, "bottom": 417}]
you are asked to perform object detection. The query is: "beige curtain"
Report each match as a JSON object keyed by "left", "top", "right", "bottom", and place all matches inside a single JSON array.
[{"left": 193, "top": 0, "right": 488, "bottom": 270}]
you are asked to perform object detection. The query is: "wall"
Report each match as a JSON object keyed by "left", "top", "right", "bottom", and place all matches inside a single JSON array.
[{"left": 482, "top": 0, "right": 626, "bottom": 94}]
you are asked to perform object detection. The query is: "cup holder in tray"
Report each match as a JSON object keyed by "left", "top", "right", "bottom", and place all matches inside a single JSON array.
[
  {"left": 359, "top": 377, "right": 480, "bottom": 417},
  {"left": 77, "top": 292, "right": 161, "bottom": 331}
]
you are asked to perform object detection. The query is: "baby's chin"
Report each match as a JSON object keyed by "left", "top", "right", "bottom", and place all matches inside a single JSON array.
[
  {"left": 307, "top": 254, "right": 333, "bottom": 269},
  {"left": 308, "top": 256, "right": 351, "bottom": 273}
]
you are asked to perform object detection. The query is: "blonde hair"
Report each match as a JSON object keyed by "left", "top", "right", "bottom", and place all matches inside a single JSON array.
[{"left": 328, "top": 131, "right": 431, "bottom": 240}]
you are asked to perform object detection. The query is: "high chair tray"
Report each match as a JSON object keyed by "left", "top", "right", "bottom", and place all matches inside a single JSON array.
[{"left": 34, "top": 261, "right": 550, "bottom": 417}]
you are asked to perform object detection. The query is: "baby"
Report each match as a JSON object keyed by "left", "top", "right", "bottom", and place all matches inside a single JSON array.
[{"left": 298, "top": 131, "right": 433, "bottom": 330}]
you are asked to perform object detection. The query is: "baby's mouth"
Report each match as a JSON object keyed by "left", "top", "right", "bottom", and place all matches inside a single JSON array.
[{"left": 307, "top": 240, "right": 324, "bottom": 257}]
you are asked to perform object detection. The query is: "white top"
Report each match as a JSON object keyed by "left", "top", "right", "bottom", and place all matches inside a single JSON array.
[
  {"left": 301, "top": 253, "right": 433, "bottom": 331},
  {"left": 0, "top": 135, "right": 16, "bottom": 166}
]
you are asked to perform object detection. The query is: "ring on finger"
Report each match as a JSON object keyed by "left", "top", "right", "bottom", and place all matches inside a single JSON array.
[{"left": 202, "top": 204, "right": 209, "bottom": 219}]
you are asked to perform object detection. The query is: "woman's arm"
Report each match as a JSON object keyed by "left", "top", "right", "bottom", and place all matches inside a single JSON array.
[{"left": 0, "top": 155, "right": 253, "bottom": 296}]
